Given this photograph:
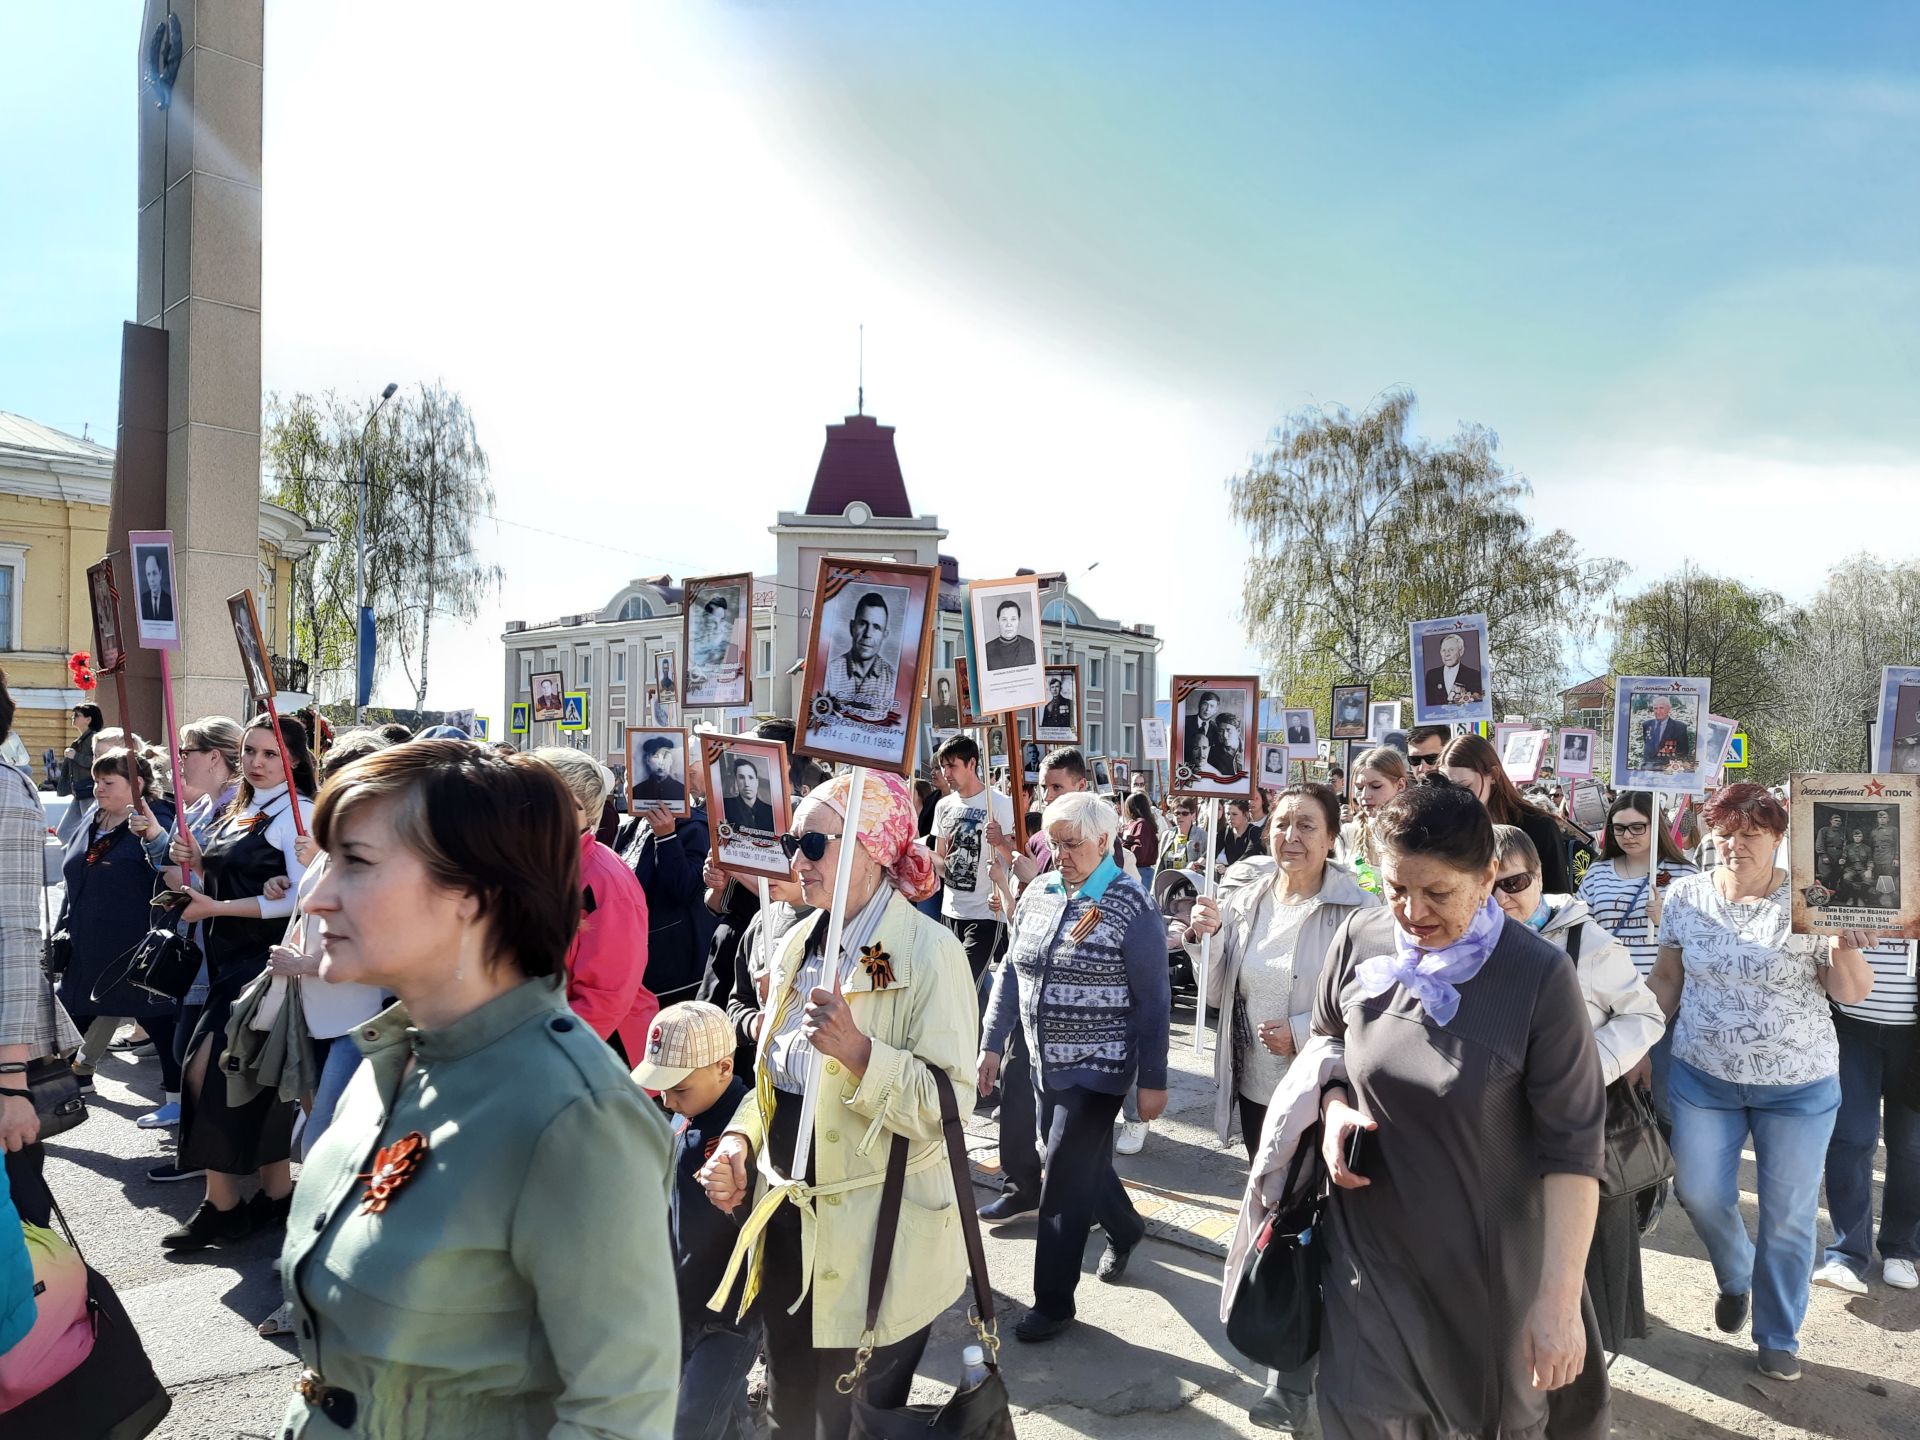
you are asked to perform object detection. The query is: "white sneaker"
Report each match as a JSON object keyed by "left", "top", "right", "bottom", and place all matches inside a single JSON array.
[
  {"left": 1114, "top": 1120, "right": 1149, "bottom": 1156},
  {"left": 1884, "top": 1258, "right": 1919, "bottom": 1290},
  {"left": 1813, "top": 1260, "right": 1868, "bottom": 1296}
]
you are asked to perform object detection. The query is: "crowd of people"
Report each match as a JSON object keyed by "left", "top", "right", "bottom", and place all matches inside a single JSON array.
[{"left": 0, "top": 686, "right": 1913, "bottom": 1439}]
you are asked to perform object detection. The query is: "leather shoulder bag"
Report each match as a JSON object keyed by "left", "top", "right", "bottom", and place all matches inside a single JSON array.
[{"left": 1225, "top": 1120, "right": 1327, "bottom": 1373}]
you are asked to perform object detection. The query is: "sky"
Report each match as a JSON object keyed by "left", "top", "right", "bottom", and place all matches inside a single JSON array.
[{"left": 4, "top": 2, "right": 1917, "bottom": 715}]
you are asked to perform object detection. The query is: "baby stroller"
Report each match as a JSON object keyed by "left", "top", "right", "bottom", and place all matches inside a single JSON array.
[{"left": 1153, "top": 869, "right": 1200, "bottom": 1003}]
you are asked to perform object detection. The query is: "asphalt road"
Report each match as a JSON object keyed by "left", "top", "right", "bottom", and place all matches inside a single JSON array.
[{"left": 40, "top": 1000, "right": 1920, "bottom": 1440}]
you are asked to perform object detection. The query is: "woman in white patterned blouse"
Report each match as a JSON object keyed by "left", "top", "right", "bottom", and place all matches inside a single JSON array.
[{"left": 1650, "top": 782, "right": 1877, "bottom": 1383}]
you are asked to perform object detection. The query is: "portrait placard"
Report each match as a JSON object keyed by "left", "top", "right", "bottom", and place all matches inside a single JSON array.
[
  {"left": 653, "top": 649, "right": 678, "bottom": 701},
  {"left": 682, "top": 572, "right": 751, "bottom": 708},
  {"left": 1555, "top": 727, "right": 1597, "bottom": 779},
  {"left": 627, "top": 726, "right": 691, "bottom": 817},
  {"left": 643, "top": 683, "right": 678, "bottom": 728},
  {"left": 1699, "top": 713, "right": 1738, "bottom": 788},
  {"left": 967, "top": 577, "right": 1048, "bottom": 715},
  {"left": 1612, "top": 675, "right": 1713, "bottom": 793},
  {"left": 560, "top": 692, "right": 588, "bottom": 732},
  {"left": 1141, "top": 712, "right": 1169, "bottom": 761},
  {"left": 927, "top": 668, "right": 963, "bottom": 736},
  {"left": 704, "top": 734, "right": 792, "bottom": 881},
  {"left": 1492, "top": 722, "right": 1524, "bottom": 763},
  {"left": 1111, "top": 758, "right": 1133, "bottom": 792},
  {"left": 1020, "top": 737, "right": 1044, "bottom": 784},
  {"left": 1876, "top": 667, "right": 1920, "bottom": 775},
  {"left": 1281, "top": 708, "right": 1318, "bottom": 763},
  {"left": 1036, "top": 664, "right": 1081, "bottom": 745},
  {"left": 128, "top": 529, "right": 180, "bottom": 650},
  {"left": 1331, "top": 684, "right": 1371, "bottom": 741},
  {"left": 1258, "top": 742, "right": 1291, "bottom": 786},
  {"left": 509, "top": 702, "right": 530, "bottom": 735},
  {"left": 1569, "top": 778, "right": 1609, "bottom": 832},
  {"left": 1409, "top": 613, "right": 1492, "bottom": 725},
  {"left": 1169, "top": 675, "right": 1259, "bottom": 799},
  {"left": 1093, "top": 757, "right": 1112, "bottom": 791},
  {"left": 1500, "top": 729, "right": 1551, "bottom": 784},
  {"left": 952, "top": 658, "right": 987, "bottom": 729},
  {"left": 86, "top": 558, "right": 126, "bottom": 674},
  {"left": 531, "top": 671, "right": 565, "bottom": 725},
  {"left": 224, "top": 589, "right": 273, "bottom": 699},
  {"left": 1367, "top": 700, "right": 1401, "bottom": 742},
  {"left": 1790, "top": 772, "right": 1920, "bottom": 938},
  {"left": 796, "top": 558, "right": 935, "bottom": 774}
]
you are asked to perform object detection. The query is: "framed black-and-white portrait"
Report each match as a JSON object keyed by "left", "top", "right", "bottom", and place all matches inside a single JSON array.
[
  {"left": 967, "top": 576, "right": 1047, "bottom": 715},
  {"left": 1331, "top": 684, "right": 1370, "bottom": 741},
  {"left": 1410, "top": 613, "right": 1492, "bottom": 725},
  {"left": 1169, "top": 675, "right": 1259, "bottom": 800},
  {"left": 225, "top": 589, "right": 273, "bottom": 700},
  {"left": 1036, "top": 664, "right": 1081, "bottom": 745},
  {"left": 704, "top": 735, "right": 791, "bottom": 881},
  {"left": 927, "top": 668, "right": 962, "bottom": 736},
  {"left": 682, "top": 572, "right": 751, "bottom": 708},
  {"left": 86, "top": 558, "right": 126, "bottom": 673},
  {"left": 1555, "top": 727, "right": 1597, "bottom": 779},
  {"left": 128, "top": 529, "right": 179, "bottom": 650},
  {"left": 531, "top": 670, "right": 566, "bottom": 726},
  {"left": 627, "top": 726, "right": 691, "bottom": 818},
  {"left": 796, "top": 558, "right": 936, "bottom": 775},
  {"left": 1367, "top": 700, "right": 1401, "bottom": 742},
  {"left": 1282, "top": 708, "right": 1317, "bottom": 762}
]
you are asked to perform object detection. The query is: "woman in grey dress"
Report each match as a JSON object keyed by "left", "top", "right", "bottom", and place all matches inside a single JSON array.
[{"left": 1315, "top": 778, "right": 1610, "bottom": 1440}]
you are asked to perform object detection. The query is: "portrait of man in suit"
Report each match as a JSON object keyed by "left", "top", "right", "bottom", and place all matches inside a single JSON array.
[
  {"left": 723, "top": 755, "right": 774, "bottom": 832},
  {"left": 1183, "top": 690, "right": 1220, "bottom": 771},
  {"left": 929, "top": 675, "right": 960, "bottom": 730},
  {"left": 138, "top": 550, "right": 173, "bottom": 624},
  {"left": 1286, "top": 711, "right": 1311, "bottom": 745},
  {"left": 1422, "top": 631, "right": 1484, "bottom": 708},
  {"left": 1640, "top": 695, "right": 1693, "bottom": 769}
]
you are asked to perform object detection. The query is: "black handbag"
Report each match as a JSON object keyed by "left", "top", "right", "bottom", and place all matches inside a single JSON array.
[
  {"left": 22, "top": 1052, "right": 89, "bottom": 1140},
  {"left": 1600, "top": 1077, "right": 1673, "bottom": 1200},
  {"left": 1226, "top": 1122, "right": 1326, "bottom": 1373},
  {"left": 848, "top": 1071, "right": 1016, "bottom": 1440},
  {"left": 41, "top": 928, "right": 72, "bottom": 980},
  {"left": 125, "top": 922, "right": 202, "bottom": 1003}
]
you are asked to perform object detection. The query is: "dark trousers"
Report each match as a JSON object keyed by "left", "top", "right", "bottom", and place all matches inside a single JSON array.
[
  {"left": 677, "top": 1316, "right": 763, "bottom": 1440},
  {"left": 998, "top": 1022, "right": 1041, "bottom": 1197},
  {"left": 761, "top": 1096, "right": 929, "bottom": 1440},
  {"left": 1237, "top": 1094, "right": 1266, "bottom": 1163},
  {"left": 144, "top": 1007, "right": 183, "bottom": 1094},
  {"left": 1824, "top": 1012, "right": 1920, "bottom": 1274},
  {"left": 1034, "top": 1084, "right": 1144, "bottom": 1320},
  {"left": 947, "top": 917, "right": 1002, "bottom": 981}
]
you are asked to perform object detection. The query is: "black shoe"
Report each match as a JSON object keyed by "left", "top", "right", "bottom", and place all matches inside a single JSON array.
[
  {"left": 249, "top": 1189, "right": 293, "bottom": 1231},
  {"left": 1013, "top": 1309, "right": 1072, "bottom": 1343},
  {"left": 1248, "top": 1384, "right": 1312, "bottom": 1433},
  {"left": 1714, "top": 1291, "right": 1750, "bottom": 1334},
  {"left": 146, "top": 1160, "right": 207, "bottom": 1184},
  {"left": 70, "top": 1066, "right": 94, "bottom": 1092},
  {"left": 1097, "top": 1237, "right": 1137, "bottom": 1284},
  {"left": 161, "top": 1200, "right": 254, "bottom": 1251},
  {"left": 980, "top": 1192, "right": 1040, "bottom": 1223},
  {"left": 1757, "top": 1347, "right": 1801, "bottom": 1382}
]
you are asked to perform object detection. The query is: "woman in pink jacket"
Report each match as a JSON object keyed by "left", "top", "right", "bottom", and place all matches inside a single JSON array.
[{"left": 536, "top": 749, "right": 657, "bottom": 1063}]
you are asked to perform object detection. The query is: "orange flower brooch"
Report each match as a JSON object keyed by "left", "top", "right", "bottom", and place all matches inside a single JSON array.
[
  {"left": 359, "top": 1131, "right": 429, "bottom": 1214},
  {"left": 859, "top": 944, "right": 896, "bottom": 990}
]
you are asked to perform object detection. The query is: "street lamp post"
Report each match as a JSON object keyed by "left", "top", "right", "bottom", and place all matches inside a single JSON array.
[{"left": 355, "top": 382, "right": 399, "bottom": 723}]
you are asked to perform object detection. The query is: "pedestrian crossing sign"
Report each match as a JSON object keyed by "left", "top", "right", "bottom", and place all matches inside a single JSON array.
[
  {"left": 510, "top": 703, "right": 529, "bottom": 735},
  {"left": 474, "top": 716, "right": 490, "bottom": 740},
  {"left": 1726, "top": 732, "right": 1749, "bottom": 768},
  {"left": 560, "top": 692, "right": 588, "bottom": 732}
]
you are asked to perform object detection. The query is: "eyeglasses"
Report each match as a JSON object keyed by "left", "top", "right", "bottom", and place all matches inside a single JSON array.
[
  {"left": 1408, "top": 753, "right": 1441, "bottom": 767},
  {"left": 1493, "top": 872, "right": 1537, "bottom": 896},
  {"left": 778, "top": 831, "right": 843, "bottom": 863},
  {"left": 1611, "top": 821, "right": 1649, "bottom": 838}
]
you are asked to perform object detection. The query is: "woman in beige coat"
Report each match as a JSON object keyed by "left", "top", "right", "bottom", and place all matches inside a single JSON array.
[
  {"left": 1185, "top": 782, "right": 1377, "bottom": 1432},
  {"left": 700, "top": 771, "right": 975, "bottom": 1440}
]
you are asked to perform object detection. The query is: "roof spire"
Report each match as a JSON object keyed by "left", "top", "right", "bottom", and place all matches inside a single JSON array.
[{"left": 857, "top": 323, "right": 864, "bottom": 417}]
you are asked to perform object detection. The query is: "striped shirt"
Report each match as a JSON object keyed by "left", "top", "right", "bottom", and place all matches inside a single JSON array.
[
  {"left": 1836, "top": 940, "right": 1918, "bottom": 1026},
  {"left": 1577, "top": 857, "right": 1699, "bottom": 977}
]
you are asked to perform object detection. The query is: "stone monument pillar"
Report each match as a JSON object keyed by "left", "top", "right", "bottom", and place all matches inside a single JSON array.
[{"left": 128, "top": 0, "right": 263, "bottom": 722}]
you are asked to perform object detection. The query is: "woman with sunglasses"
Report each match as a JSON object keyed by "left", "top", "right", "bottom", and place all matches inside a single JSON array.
[
  {"left": 698, "top": 771, "right": 975, "bottom": 1440},
  {"left": 1577, "top": 790, "right": 1695, "bottom": 1124},
  {"left": 1439, "top": 732, "right": 1571, "bottom": 892},
  {"left": 1492, "top": 823, "right": 1664, "bottom": 1354}
]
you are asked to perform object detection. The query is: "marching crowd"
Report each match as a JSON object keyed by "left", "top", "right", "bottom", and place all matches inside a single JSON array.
[{"left": 0, "top": 686, "right": 1914, "bottom": 1440}]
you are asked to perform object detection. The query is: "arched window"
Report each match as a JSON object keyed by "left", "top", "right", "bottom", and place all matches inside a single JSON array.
[
  {"left": 618, "top": 594, "right": 654, "bottom": 621},
  {"left": 1041, "top": 598, "right": 1080, "bottom": 626}
]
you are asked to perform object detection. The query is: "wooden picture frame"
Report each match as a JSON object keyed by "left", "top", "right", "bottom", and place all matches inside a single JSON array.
[
  {"left": 704, "top": 734, "right": 793, "bottom": 881},
  {"left": 531, "top": 670, "right": 566, "bottom": 726},
  {"left": 1331, "top": 683, "right": 1371, "bottom": 741},
  {"left": 682, "top": 571, "right": 752, "bottom": 708},
  {"left": 1111, "top": 757, "right": 1133, "bottom": 792},
  {"left": 1257, "top": 741, "right": 1291, "bottom": 787},
  {"left": 927, "top": 667, "right": 963, "bottom": 735},
  {"left": 224, "top": 589, "right": 274, "bottom": 700},
  {"left": 86, "top": 558, "right": 127, "bottom": 674},
  {"left": 796, "top": 557, "right": 937, "bottom": 775},
  {"left": 1169, "top": 675, "right": 1260, "bottom": 800},
  {"left": 627, "top": 725, "right": 691, "bottom": 817},
  {"left": 1036, "top": 663, "right": 1081, "bottom": 745},
  {"left": 953, "top": 657, "right": 986, "bottom": 728}
]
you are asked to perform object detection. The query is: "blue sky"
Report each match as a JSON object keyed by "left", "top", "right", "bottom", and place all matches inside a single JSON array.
[{"left": 3, "top": 2, "right": 1916, "bottom": 714}]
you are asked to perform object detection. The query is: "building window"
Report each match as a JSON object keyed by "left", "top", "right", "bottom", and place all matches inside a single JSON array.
[
  {"left": 1087, "top": 655, "right": 1104, "bottom": 688},
  {"left": 619, "top": 594, "right": 654, "bottom": 621},
  {"left": 1123, "top": 724, "right": 1136, "bottom": 754},
  {"left": 1042, "top": 598, "right": 1080, "bottom": 626},
  {"left": 757, "top": 637, "right": 774, "bottom": 678},
  {"left": 577, "top": 648, "right": 591, "bottom": 686},
  {"left": 1089, "top": 721, "right": 1103, "bottom": 756},
  {"left": 1123, "top": 658, "right": 1137, "bottom": 694},
  {"left": 0, "top": 544, "right": 27, "bottom": 653},
  {"left": 519, "top": 652, "right": 534, "bottom": 688},
  {"left": 941, "top": 636, "right": 955, "bottom": 666},
  {"left": 613, "top": 648, "right": 626, "bottom": 683}
]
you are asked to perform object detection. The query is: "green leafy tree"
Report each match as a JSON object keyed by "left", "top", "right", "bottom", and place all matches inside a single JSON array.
[
  {"left": 263, "top": 384, "right": 501, "bottom": 707},
  {"left": 1228, "top": 388, "right": 1624, "bottom": 718},
  {"left": 1607, "top": 562, "right": 1789, "bottom": 737}
]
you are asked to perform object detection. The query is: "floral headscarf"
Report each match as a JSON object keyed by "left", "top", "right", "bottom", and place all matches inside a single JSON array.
[{"left": 802, "top": 771, "right": 939, "bottom": 902}]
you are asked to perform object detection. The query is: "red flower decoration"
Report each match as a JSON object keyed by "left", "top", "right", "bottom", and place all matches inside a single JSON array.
[
  {"left": 358, "top": 1131, "right": 429, "bottom": 1214},
  {"left": 68, "top": 652, "right": 97, "bottom": 692}
]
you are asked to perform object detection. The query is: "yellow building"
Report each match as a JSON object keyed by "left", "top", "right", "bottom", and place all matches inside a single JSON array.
[{"left": 0, "top": 411, "right": 323, "bottom": 773}]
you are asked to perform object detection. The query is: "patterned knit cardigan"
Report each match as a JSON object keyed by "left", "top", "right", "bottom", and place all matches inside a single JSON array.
[{"left": 982, "top": 862, "right": 1171, "bottom": 1095}]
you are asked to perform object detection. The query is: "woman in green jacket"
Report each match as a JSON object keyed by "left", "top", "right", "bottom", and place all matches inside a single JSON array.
[
  {"left": 276, "top": 740, "right": 677, "bottom": 1440},
  {"left": 700, "top": 770, "right": 976, "bottom": 1440}
]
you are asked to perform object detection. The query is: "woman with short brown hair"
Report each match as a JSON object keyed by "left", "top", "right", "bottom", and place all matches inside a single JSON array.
[{"left": 1439, "top": 732, "right": 1571, "bottom": 892}]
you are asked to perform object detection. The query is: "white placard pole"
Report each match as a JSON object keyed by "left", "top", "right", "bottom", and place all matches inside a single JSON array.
[
  {"left": 755, "top": 876, "right": 773, "bottom": 983},
  {"left": 789, "top": 766, "right": 867, "bottom": 1184},
  {"left": 1196, "top": 798, "right": 1221, "bottom": 1053}
]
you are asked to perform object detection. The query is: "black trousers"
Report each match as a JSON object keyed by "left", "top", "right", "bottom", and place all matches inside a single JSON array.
[
  {"left": 1238, "top": 1093, "right": 1266, "bottom": 1163},
  {"left": 1033, "top": 1084, "right": 1144, "bottom": 1319},
  {"left": 762, "top": 1092, "right": 931, "bottom": 1440},
  {"left": 997, "top": 1021, "right": 1041, "bottom": 1197},
  {"left": 144, "top": 1007, "right": 183, "bottom": 1094},
  {"left": 947, "top": 917, "right": 1002, "bottom": 981}
]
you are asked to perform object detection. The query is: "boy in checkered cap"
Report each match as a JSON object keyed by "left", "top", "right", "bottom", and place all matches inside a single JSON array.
[{"left": 634, "top": 1001, "right": 759, "bottom": 1439}]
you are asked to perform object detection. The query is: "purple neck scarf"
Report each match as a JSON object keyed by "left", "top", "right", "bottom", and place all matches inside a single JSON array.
[{"left": 1355, "top": 896, "right": 1505, "bottom": 1026}]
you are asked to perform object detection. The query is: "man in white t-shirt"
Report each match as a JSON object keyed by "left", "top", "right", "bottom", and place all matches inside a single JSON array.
[{"left": 931, "top": 734, "right": 1014, "bottom": 983}]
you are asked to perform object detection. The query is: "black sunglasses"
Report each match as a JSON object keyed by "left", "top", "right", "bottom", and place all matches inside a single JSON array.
[
  {"left": 1408, "top": 753, "right": 1441, "bottom": 767},
  {"left": 778, "top": 831, "right": 843, "bottom": 863},
  {"left": 1493, "top": 872, "right": 1537, "bottom": 896}
]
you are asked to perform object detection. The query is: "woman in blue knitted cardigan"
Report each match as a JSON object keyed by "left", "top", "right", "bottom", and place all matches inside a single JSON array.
[{"left": 980, "top": 789, "right": 1172, "bottom": 1342}]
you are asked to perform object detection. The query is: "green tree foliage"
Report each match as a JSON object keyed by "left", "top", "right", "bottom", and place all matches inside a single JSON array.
[
  {"left": 263, "top": 384, "right": 502, "bottom": 707},
  {"left": 1607, "top": 562, "right": 1790, "bottom": 739},
  {"left": 1227, "top": 388, "right": 1624, "bottom": 716}
]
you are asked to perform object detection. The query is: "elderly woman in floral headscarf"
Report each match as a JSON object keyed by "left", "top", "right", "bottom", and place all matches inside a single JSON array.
[{"left": 698, "top": 770, "right": 977, "bottom": 1440}]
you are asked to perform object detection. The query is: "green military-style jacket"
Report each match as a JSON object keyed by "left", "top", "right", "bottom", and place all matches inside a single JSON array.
[{"left": 278, "top": 978, "right": 676, "bottom": 1440}]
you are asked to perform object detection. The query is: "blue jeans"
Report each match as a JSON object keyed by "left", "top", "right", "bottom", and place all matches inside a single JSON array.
[
  {"left": 677, "top": 1317, "right": 761, "bottom": 1440},
  {"left": 1670, "top": 1057, "right": 1840, "bottom": 1353},
  {"left": 1823, "top": 1013, "right": 1920, "bottom": 1275},
  {"left": 304, "top": 1034, "right": 364, "bottom": 1159}
]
